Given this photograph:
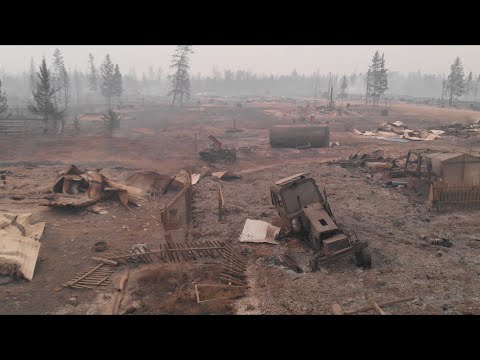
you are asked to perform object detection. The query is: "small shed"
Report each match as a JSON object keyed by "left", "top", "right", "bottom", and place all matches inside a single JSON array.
[{"left": 423, "top": 152, "right": 480, "bottom": 185}]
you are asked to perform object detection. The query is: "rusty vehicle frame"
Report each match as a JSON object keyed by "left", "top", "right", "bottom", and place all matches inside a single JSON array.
[{"left": 270, "top": 173, "right": 371, "bottom": 271}]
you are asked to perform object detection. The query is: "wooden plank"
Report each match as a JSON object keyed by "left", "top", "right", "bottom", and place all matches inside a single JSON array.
[
  {"left": 112, "top": 269, "right": 130, "bottom": 315},
  {"left": 365, "top": 295, "right": 386, "bottom": 315},
  {"left": 344, "top": 296, "right": 415, "bottom": 315},
  {"left": 331, "top": 303, "right": 344, "bottom": 315}
]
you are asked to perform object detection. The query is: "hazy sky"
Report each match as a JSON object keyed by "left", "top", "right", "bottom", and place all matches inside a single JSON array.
[{"left": 1, "top": 46, "right": 479, "bottom": 76}]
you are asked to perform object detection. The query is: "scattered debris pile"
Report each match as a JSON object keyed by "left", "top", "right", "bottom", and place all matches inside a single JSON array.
[
  {"left": 354, "top": 120, "right": 445, "bottom": 142},
  {"left": 0, "top": 212, "right": 45, "bottom": 280},
  {"left": 199, "top": 135, "right": 237, "bottom": 165},
  {"left": 332, "top": 295, "right": 416, "bottom": 315},
  {"left": 46, "top": 165, "right": 144, "bottom": 209},
  {"left": 125, "top": 171, "right": 184, "bottom": 198},
  {"left": 430, "top": 120, "right": 480, "bottom": 137},
  {"left": 423, "top": 235, "right": 453, "bottom": 248},
  {"left": 331, "top": 150, "right": 400, "bottom": 171}
]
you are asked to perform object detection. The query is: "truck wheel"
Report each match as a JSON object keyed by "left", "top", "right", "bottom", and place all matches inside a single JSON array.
[
  {"left": 224, "top": 156, "right": 235, "bottom": 165},
  {"left": 355, "top": 248, "right": 372, "bottom": 269}
]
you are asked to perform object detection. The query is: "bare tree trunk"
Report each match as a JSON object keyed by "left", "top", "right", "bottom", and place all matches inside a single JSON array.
[
  {"left": 172, "top": 92, "right": 177, "bottom": 106},
  {"left": 441, "top": 74, "right": 445, "bottom": 108},
  {"left": 474, "top": 78, "right": 479, "bottom": 108},
  {"left": 449, "top": 91, "right": 453, "bottom": 107}
]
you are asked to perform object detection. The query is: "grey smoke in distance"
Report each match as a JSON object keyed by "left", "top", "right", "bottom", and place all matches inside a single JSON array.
[{"left": 0, "top": 45, "right": 479, "bottom": 76}]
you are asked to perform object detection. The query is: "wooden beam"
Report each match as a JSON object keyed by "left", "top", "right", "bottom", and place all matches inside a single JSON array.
[{"left": 365, "top": 295, "right": 386, "bottom": 315}]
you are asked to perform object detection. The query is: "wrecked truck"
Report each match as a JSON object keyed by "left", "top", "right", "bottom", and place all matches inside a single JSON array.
[{"left": 270, "top": 173, "right": 371, "bottom": 271}]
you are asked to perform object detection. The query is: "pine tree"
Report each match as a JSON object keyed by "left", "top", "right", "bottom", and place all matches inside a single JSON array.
[
  {"left": 168, "top": 45, "right": 193, "bottom": 106},
  {"left": 446, "top": 57, "right": 465, "bottom": 107},
  {"left": 378, "top": 53, "right": 388, "bottom": 103},
  {"left": 367, "top": 52, "right": 380, "bottom": 105},
  {"left": 29, "top": 57, "right": 63, "bottom": 132},
  {"left": 0, "top": 79, "right": 10, "bottom": 120},
  {"left": 474, "top": 74, "right": 480, "bottom": 107},
  {"left": 51, "top": 49, "right": 69, "bottom": 113},
  {"left": 87, "top": 53, "right": 98, "bottom": 92},
  {"left": 29, "top": 57, "right": 36, "bottom": 97},
  {"left": 367, "top": 51, "right": 388, "bottom": 106},
  {"left": 113, "top": 64, "right": 123, "bottom": 101},
  {"left": 465, "top": 71, "right": 472, "bottom": 103},
  {"left": 100, "top": 54, "right": 116, "bottom": 109}
]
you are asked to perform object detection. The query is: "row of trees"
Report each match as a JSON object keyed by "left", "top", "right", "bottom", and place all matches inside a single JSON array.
[
  {"left": 1, "top": 48, "right": 479, "bottom": 118},
  {"left": 25, "top": 50, "right": 124, "bottom": 131}
]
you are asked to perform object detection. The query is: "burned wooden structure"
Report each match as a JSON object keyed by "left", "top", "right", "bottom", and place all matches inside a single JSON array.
[{"left": 404, "top": 149, "right": 480, "bottom": 210}]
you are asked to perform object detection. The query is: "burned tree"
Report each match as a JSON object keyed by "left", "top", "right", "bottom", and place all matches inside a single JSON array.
[
  {"left": 339, "top": 75, "right": 348, "bottom": 105},
  {"left": 29, "top": 57, "right": 63, "bottom": 132},
  {"left": 168, "top": 45, "right": 193, "bottom": 106},
  {"left": 87, "top": 53, "right": 98, "bottom": 93},
  {"left": 0, "top": 79, "right": 10, "bottom": 120},
  {"left": 29, "top": 57, "right": 36, "bottom": 97},
  {"left": 446, "top": 57, "right": 465, "bottom": 107},
  {"left": 100, "top": 54, "right": 116, "bottom": 109},
  {"left": 474, "top": 74, "right": 480, "bottom": 108}
]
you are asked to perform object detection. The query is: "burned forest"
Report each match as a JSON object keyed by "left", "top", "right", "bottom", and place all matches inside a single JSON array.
[{"left": 1, "top": 45, "right": 480, "bottom": 316}]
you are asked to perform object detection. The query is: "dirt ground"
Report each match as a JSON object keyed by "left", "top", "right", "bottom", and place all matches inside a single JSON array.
[{"left": 1, "top": 99, "right": 479, "bottom": 315}]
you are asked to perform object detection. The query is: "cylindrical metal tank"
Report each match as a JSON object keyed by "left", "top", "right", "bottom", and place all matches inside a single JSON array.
[{"left": 270, "top": 125, "right": 330, "bottom": 148}]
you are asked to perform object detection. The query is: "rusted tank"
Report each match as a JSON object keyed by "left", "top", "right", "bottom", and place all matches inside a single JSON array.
[{"left": 270, "top": 125, "right": 330, "bottom": 148}]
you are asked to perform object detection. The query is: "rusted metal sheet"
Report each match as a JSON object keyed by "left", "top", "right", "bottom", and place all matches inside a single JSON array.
[
  {"left": 46, "top": 193, "right": 98, "bottom": 208},
  {"left": 125, "top": 171, "right": 184, "bottom": 193},
  {"left": 49, "top": 165, "right": 143, "bottom": 209}
]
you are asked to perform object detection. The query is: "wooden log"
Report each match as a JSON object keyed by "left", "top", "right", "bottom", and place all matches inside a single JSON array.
[
  {"left": 91, "top": 257, "right": 118, "bottom": 266},
  {"left": 365, "top": 295, "right": 386, "bottom": 315},
  {"left": 344, "top": 296, "right": 415, "bottom": 315}
]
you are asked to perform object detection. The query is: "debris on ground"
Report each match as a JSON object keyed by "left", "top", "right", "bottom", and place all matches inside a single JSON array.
[
  {"left": 423, "top": 235, "right": 453, "bottom": 248},
  {"left": 199, "top": 135, "right": 237, "bottom": 164},
  {"left": 0, "top": 212, "right": 45, "bottom": 280},
  {"left": 239, "top": 219, "right": 280, "bottom": 244},
  {"left": 280, "top": 253, "right": 303, "bottom": 273},
  {"left": 63, "top": 263, "right": 116, "bottom": 289},
  {"left": 47, "top": 165, "right": 144, "bottom": 209},
  {"left": 354, "top": 121, "right": 445, "bottom": 142},
  {"left": 212, "top": 171, "right": 242, "bottom": 180},
  {"left": 332, "top": 295, "right": 416, "bottom": 315},
  {"left": 92, "top": 241, "right": 109, "bottom": 252},
  {"left": 220, "top": 243, "right": 248, "bottom": 286},
  {"left": 125, "top": 171, "right": 184, "bottom": 196}
]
